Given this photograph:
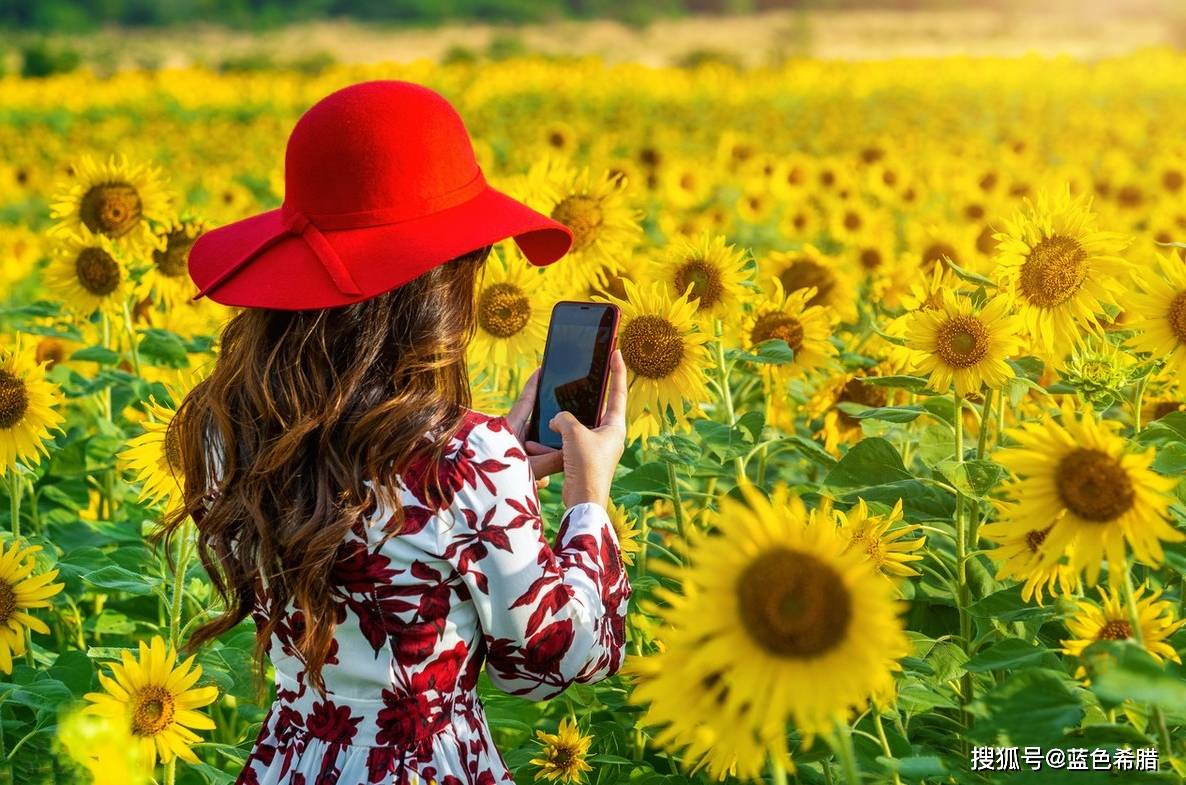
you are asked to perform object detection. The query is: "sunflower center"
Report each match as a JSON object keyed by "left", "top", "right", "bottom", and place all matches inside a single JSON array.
[
  {"left": 778, "top": 259, "right": 834, "bottom": 307},
  {"left": 154, "top": 230, "right": 198, "bottom": 278},
  {"left": 35, "top": 339, "right": 66, "bottom": 370},
  {"left": 132, "top": 685, "right": 176, "bottom": 737},
  {"left": 0, "top": 581, "right": 16, "bottom": 625},
  {"left": 75, "top": 247, "right": 122, "bottom": 296},
  {"left": 0, "top": 370, "right": 30, "bottom": 429},
  {"left": 1055, "top": 448, "right": 1134, "bottom": 522},
  {"left": 620, "top": 315, "right": 684, "bottom": 379},
  {"left": 477, "top": 283, "right": 532, "bottom": 339},
  {"left": 837, "top": 377, "right": 887, "bottom": 428},
  {"left": 1019, "top": 234, "right": 1088, "bottom": 308},
  {"left": 859, "top": 248, "right": 883, "bottom": 270},
  {"left": 736, "top": 547, "right": 851, "bottom": 659},
  {"left": 934, "top": 316, "right": 990, "bottom": 368},
  {"left": 1025, "top": 527, "right": 1050, "bottom": 553},
  {"left": 551, "top": 746, "right": 576, "bottom": 768},
  {"left": 674, "top": 259, "right": 724, "bottom": 310},
  {"left": 922, "top": 243, "right": 956, "bottom": 270},
  {"left": 1167, "top": 292, "right": 1186, "bottom": 345},
  {"left": 750, "top": 313, "right": 804, "bottom": 353},
  {"left": 551, "top": 196, "right": 603, "bottom": 253},
  {"left": 1151, "top": 401, "right": 1183, "bottom": 421},
  {"left": 164, "top": 424, "right": 183, "bottom": 474},
  {"left": 80, "top": 182, "right": 142, "bottom": 238},
  {"left": 1097, "top": 620, "right": 1133, "bottom": 641}
]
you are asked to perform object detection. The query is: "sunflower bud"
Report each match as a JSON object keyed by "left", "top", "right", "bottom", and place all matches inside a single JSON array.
[{"left": 1060, "top": 338, "right": 1135, "bottom": 410}]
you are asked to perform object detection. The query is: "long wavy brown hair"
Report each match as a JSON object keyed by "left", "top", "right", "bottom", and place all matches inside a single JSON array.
[{"left": 158, "top": 245, "right": 491, "bottom": 693}]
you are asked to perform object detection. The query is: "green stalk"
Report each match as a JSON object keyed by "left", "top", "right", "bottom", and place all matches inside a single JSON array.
[
  {"left": 713, "top": 319, "right": 746, "bottom": 482},
  {"left": 7, "top": 470, "right": 20, "bottom": 540},
  {"left": 164, "top": 759, "right": 176, "bottom": 785},
  {"left": 665, "top": 459, "right": 688, "bottom": 546},
  {"left": 872, "top": 711, "right": 902, "bottom": 785},
  {"left": 953, "top": 388, "right": 974, "bottom": 747},
  {"left": 100, "top": 311, "right": 117, "bottom": 521},
  {"left": 1132, "top": 375, "right": 1147, "bottom": 435},
  {"left": 169, "top": 523, "right": 194, "bottom": 650},
  {"left": 768, "top": 755, "right": 789, "bottom": 785},
  {"left": 121, "top": 298, "right": 142, "bottom": 378},
  {"left": 831, "top": 718, "right": 861, "bottom": 785}
]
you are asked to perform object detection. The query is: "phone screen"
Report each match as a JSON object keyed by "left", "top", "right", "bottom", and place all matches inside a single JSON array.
[{"left": 528, "top": 302, "right": 619, "bottom": 450}]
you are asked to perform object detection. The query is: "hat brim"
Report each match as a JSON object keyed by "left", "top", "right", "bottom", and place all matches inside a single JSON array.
[{"left": 188, "top": 184, "right": 573, "bottom": 310}]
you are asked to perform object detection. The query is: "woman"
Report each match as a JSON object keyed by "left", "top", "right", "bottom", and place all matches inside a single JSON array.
[{"left": 165, "top": 80, "right": 631, "bottom": 785}]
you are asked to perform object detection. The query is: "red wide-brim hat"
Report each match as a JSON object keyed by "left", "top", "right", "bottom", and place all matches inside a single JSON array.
[{"left": 188, "top": 81, "right": 573, "bottom": 310}]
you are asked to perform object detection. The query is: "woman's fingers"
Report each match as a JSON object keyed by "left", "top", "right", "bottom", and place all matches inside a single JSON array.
[
  {"left": 598, "top": 349, "right": 628, "bottom": 432},
  {"left": 525, "top": 441, "right": 564, "bottom": 477},
  {"left": 505, "top": 367, "right": 542, "bottom": 439}
]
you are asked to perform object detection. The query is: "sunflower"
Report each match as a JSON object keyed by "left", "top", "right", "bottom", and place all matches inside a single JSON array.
[
  {"left": 0, "top": 540, "right": 64, "bottom": 673},
  {"left": 137, "top": 217, "right": 205, "bottom": 308},
  {"left": 1061, "top": 584, "right": 1184, "bottom": 673},
  {"left": 607, "top": 501, "right": 643, "bottom": 567},
  {"left": 57, "top": 709, "right": 149, "bottom": 785},
  {"left": 0, "top": 337, "right": 65, "bottom": 474},
  {"left": 1126, "top": 252, "right": 1186, "bottom": 377},
  {"left": 49, "top": 154, "right": 169, "bottom": 255},
  {"left": 471, "top": 243, "right": 552, "bottom": 371},
  {"left": 121, "top": 398, "right": 184, "bottom": 512},
  {"left": 627, "top": 483, "right": 909, "bottom": 781},
  {"left": 904, "top": 290, "right": 1023, "bottom": 396},
  {"left": 593, "top": 279, "right": 712, "bottom": 442},
  {"left": 740, "top": 277, "right": 838, "bottom": 383},
  {"left": 992, "top": 186, "right": 1131, "bottom": 362},
  {"left": 529, "top": 717, "right": 594, "bottom": 784},
  {"left": 758, "top": 244, "right": 858, "bottom": 324},
  {"left": 46, "top": 228, "right": 132, "bottom": 316},
  {"left": 992, "top": 401, "right": 1183, "bottom": 586},
  {"left": 651, "top": 233, "right": 751, "bottom": 320},
  {"left": 85, "top": 636, "right": 219, "bottom": 766},
  {"left": 979, "top": 520, "right": 1079, "bottom": 605},
  {"left": 525, "top": 159, "right": 641, "bottom": 288},
  {"left": 833, "top": 498, "right": 926, "bottom": 580}
]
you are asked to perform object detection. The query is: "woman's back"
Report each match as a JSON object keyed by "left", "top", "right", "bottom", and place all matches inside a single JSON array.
[{"left": 237, "top": 409, "right": 630, "bottom": 785}]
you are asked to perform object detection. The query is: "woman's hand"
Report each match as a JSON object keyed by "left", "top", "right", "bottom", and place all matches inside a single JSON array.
[
  {"left": 505, "top": 350, "right": 629, "bottom": 507},
  {"left": 504, "top": 367, "right": 560, "bottom": 489}
]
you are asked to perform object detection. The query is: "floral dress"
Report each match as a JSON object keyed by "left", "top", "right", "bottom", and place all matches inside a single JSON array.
[{"left": 234, "top": 410, "right": 631, "bottom": 785}]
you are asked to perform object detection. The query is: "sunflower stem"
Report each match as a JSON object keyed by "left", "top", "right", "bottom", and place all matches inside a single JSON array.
[
  {"left": 664, "top": 459, "right": 688, "bottom": 546},
  {"left": 120, "top": 298, "right": 142, "bottom": 378},
  {"left": 713, "top": 319, "right": 747, "bottom": 482},
  {"left": 768, "top": 754, "right": 788, "bottom": 785},
  {"left": 831, "top": 718, "right": 861, "bottom": 785},
  {"left": 952, "top": 388, "right": 974, "bottom": 750},
  {"left": 169, "top": 522, "right": 194, "bottom": 650},
  {"left": 975, "top": 390, "right": 993, "bottom": 460},
  {"left": 164, "top": 759, "right": 176, "bottom": 785},
  {"left": 7, "top": 469, "right": 20, "bottom": 540},
  {"left": 100, "top": 310, "right": 118, "bottom": 521},
  {"left": 871, "top": 711, "right": 902, "bottom": 785},
  {"left": 1131, "top": 375, "right": 1146, "bottom": 435}
]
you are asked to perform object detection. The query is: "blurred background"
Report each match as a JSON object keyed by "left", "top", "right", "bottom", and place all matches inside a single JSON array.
[{"left": 1, "top": 0, "right": 1185, "bottom": 75}]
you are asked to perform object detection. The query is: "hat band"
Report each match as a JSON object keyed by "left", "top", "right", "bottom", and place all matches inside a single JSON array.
[{"left": 193, "top": 169, "right": 489, "bottom": 302}]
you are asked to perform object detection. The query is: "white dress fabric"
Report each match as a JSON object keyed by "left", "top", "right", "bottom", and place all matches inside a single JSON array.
[{"left": 232, "top": 409, "right": 631, "bottom": 785}]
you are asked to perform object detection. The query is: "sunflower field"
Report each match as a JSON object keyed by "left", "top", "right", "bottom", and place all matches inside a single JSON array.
[{"left": 3, "top": 49, "right": 1186, "bottom": 785}]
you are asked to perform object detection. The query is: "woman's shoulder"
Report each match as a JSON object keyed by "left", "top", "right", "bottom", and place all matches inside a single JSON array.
[{"left": 454, "top": 407, "right": 518, "bottom": 454}]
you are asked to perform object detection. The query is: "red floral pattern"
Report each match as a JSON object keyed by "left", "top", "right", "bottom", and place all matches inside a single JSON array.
[{"left": 234, "top": 410, "right": 631, "bottom": 785}]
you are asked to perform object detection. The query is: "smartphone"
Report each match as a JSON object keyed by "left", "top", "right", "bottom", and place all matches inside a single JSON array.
[{"left": 526, "top": 301, "right": 621, "bottom": 450}]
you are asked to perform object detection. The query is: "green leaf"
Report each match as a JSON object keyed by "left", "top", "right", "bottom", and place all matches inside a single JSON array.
[
  {"left": 613, "top": 462, "right": 671, "bottom": 498},
  {"left": 945, "top": 258, "right": 997, "bottom": 288},
  {"left": 971, "top": 669, "right": 1083, "bottom": 746},
  {"left": 1152, "top": 442, "right": 1186, "bottom": 475},
  {"left": 138, "top": 328, "right": 190, "bottom": 367},
  {"left": 824, "top": 438, "right": 911, "bottom": 487},
  {"left": 729, "top": 338, "right": 794, "bottom": 365},
  {"left": 737, "top": 409, "right": 765, "bottom": 442},
  {"left": 1084, "top": 640, "right": 1186, "bottom": 714},
  {"left": 835, "top": 403, "right": 924, "bottom": 423},
  {"left": 83, "top": 565, "right": 160, "bottom": 593},
  {"left": 70, "top": 345, "right": 121, "bottom": 364},
  {"left": 693, "top": 418, "right": 752, "bottom": 460},
  {"left": 862, "top": 375, "right": 932, "bottom": 393},
  {"left": 956, "top": 459, "right": 1004, "bottom": 497},
  {"left": 886, "top": 756, "right": 947, "bottom": 778},
  {"left": 965, "top": 638, "right": 1050, "bottom": 672},
  {"left": 968, "top": 585, "right": 1057, "bottom": 623}
]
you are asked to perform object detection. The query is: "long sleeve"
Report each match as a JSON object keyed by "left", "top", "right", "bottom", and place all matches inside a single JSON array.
[{"left": 438, "top": 416, "right": 631, "bottom": 701}]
